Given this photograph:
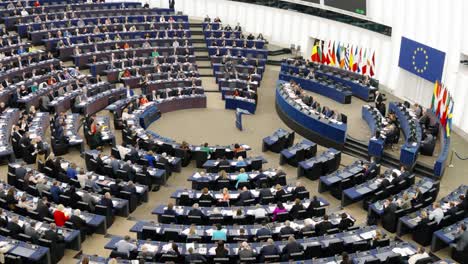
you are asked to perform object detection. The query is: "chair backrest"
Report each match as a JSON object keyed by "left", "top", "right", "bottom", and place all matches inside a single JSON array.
[{"left": 160, "top": 214, "right": 177, "bottom": 224}]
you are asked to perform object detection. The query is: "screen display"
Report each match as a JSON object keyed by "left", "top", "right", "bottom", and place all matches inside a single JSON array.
[{"left": 324, "top": 0, "right": 367, "bottom": 15}]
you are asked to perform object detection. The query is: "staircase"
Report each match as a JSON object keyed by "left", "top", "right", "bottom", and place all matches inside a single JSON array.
[
  {"left": 344, "top": 137, "right": 435, "bottom": 178},
  {"left": 190, "top": 22, "right": 213, "bottom": 78}
]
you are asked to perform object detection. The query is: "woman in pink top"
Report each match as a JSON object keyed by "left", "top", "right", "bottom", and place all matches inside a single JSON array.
[{"left": 272, "top": 202, "right": 287, "bottom": 221}]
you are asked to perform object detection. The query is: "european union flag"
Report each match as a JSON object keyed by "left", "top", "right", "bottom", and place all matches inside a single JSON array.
[{"left": 398, "top": 37, "right": 445, "bottom": 83}]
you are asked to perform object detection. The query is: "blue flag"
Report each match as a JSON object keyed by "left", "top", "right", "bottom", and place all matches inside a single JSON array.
[{"left": 398, "top": 37, "right": 445, "bottom": 83}]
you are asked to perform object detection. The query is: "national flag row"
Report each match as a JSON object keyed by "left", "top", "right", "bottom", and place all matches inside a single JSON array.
[
  {"left": 431, "top": 80, "right": 454, "bottom": 137},
  {"left": 310, "top": 40, "right": 376, "bottom": 77}
]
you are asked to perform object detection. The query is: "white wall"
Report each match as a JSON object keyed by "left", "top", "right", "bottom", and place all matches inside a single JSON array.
[{"left": 149, "top": 0, "right": 468, "bottom": 135}]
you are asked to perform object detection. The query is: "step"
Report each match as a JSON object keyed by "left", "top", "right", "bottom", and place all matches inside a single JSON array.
[
  {"left": 194, "top": 47, "right": 208, "bottom": 52},
  {"left": 196, "top": 60, "right": 211, "bottom": 67},
  {"left": 190, "top": 23, "right": 203, "bottom": 27},
  {"left": 197, "top": 65, "right": 212, "bottom": 69},
  {"left": 192, "top": 39, "right": 206, "bottom": 43}
]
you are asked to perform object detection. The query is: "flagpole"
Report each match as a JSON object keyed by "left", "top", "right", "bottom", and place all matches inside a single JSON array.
[{"left": 449, "top": 148, "right": 455, "bottom": 168}]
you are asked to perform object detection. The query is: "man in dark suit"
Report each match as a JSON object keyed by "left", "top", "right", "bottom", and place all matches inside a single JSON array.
[
  {"left": 282, "top": 236, "right": 304, "bottom": 260},
  {"left": 315, "top": 214, "right": 333, "bottom": 236},
  {"left": 382, "top": 198, "right": 398, "bottom": 229},
  {"left": 163, "top": 202, "right": 177, "bottom": 216},
  {"left": 43, "top": 223, "right": 65, "bottom": 263},
  {"left": 70, "top": 209, "right": 88, "bottom": 238},
  {"left": 259, "top": 183, "right": 273, "bottom": 200},
  {"left": 6, "top": 216, "right": 23, "bottom": 236},
  {"left": 36, "top": 196, "right": 50, "bottom": 219},
  {"left": 168, "top": 0, "right": 175, "bottom": 9},
  {"left": 218, "top": 156, "right": 230, "bottom": 167},
  {"left": 253, "top": 169, "right": 268, "bottom": 188},
  {"left": 188, "top": 203, "right": 204, "bottom": 217},
  {"left": 15, "top": 164, "right": 27, "bottom": 180},
  {"left": 99, "top": 192, "right": 114, "bottom": 212},
  {"left": 185, "top": 247, "right": 206, "bottom": 263},
  {"left": 259, "top": 238, "right": 280, "bottom": 262},
  {"left": 279, "top": 220, "right": 295, "bottom": 237},
  {"left": 256, "top": 222, "right": 272, "bottom": 238},
  {"left": 109, "top": 179, "right": 122, "bottom": 196},
  {"left": 338, "top": 213, "right": 354, "bottom": 231},
  {"left": 390, "top": 172, "right": 403, "bottom": 185},
  {"left": 378, "top": 174, "right": 390, "bottom": 189},
  {"left": 291, "top": 182, "right": 307, "bottom": 197},
  {"left": 50, "top": 181, "right": 62, "bottom": 203},
  {"left": 237, "top": 186, "right": 254, "bottom": 205}
]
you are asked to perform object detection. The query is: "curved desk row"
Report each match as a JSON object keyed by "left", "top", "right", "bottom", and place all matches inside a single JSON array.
[
  {"left": 275, "top": 81, "right": 347, "bottom": 148},
  {"left": 9, "top": 7, "right": 166, "bottom": 30},
  {"left": 154, "top": 95, "right": 207, "bottom": 114},
  {"left": 362, "top": 105, "right": 385, "bottom": 158},
  {"left": 281, "top": 61, "right": 377, "bottom": 101},
  {"left": 279, "top": 72, "right": 352, "bottom": 104},
  {"left": 32, "top": 22, "right": 190, "bottom": 45},
  {"left": 46, "top": 30, "right": 191, "bottom": 52},
  {"left": 72, "top": 47, "right": 194, "bottom": 67},
  {"left": 225, "top": 95, "right": 256, "bottom": 114},
  {"left": 389, "top": 102, "right": 422, "bottom": 168},
  {"left": 19, "top": 14, "right": 187, "bottom": 37}
]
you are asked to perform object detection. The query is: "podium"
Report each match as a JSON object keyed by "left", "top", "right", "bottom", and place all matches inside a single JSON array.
[{"left": 235, "top": 108, "right": 252, "bottom": 131}]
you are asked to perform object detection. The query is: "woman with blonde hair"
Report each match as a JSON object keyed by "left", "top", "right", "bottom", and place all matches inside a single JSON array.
[
  {"left": 53, "top": 204, "right": 69, "bottom": 227},
  {"left": 219, "top": 188, "right": 230, "bottom": 202},
  {"left": 235, "top": 168, "right": 248, "bottom": 189},
  {"left": 218, "top": 170, "right": 228, "bottom": 180}
]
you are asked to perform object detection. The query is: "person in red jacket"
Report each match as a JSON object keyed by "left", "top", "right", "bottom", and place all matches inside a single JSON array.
[
  {"left": 34, "top": 0, "right": 40, "bottom": 7},
  {"left": 53, "top": 204, "right": 70, "bottom": 227}
]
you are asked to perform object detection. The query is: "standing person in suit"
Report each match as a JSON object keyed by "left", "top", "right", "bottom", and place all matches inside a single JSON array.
[
  {"left": 168, "top": 0, "right": 175, "bottom": 9},
  {"left": 36, "top": 196, "right": 50, "bottom": 218},
  {"left": 382, "top": 198, "right": 398, "bottom": 229}
]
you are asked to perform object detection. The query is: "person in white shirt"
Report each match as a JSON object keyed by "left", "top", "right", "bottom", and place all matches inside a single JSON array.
[
  {"left": 121, "top": 108, "right": 130, "bottom": 122},
  {"left": 408, "top": 247, "right": 430, "bottom": 264},
  {"left": 77, "top": 168, "right": 87, "bottom": 188},
  {"left": 20, "top": 9, "right": 29, "bottom": 16},
  {"left": 252, "top": 204, "right": 267, "bottom": 219},
  {"left": 115, "top": 235, "right": 137, "bottom": 257},
  {"left": 428, "top": 202, "right": 444, "bottom": 224}
]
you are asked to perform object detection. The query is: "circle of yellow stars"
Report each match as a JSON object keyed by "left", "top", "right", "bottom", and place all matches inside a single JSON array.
[{"left": 412, "top": 47, "right": 429, "bottom": 73}]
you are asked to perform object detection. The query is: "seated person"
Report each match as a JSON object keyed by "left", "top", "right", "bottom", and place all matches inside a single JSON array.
[
  {"left": 281, "top": 236, "right": 304, "bottom": 260},
  {"left": 211, "top": 224, "right": 227, "bottom": 241},
  {"left": 115, "top": 235, "right": 137, "bottom": 257},
  {"left": 338, "top": 213, "right": 354, "bottom": 231},
  {"left": 279, "top": 220, "right": 296, "bottom": 237}
]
